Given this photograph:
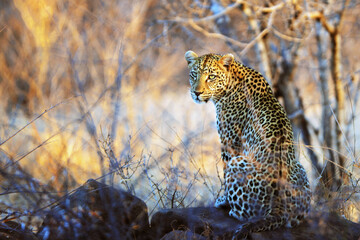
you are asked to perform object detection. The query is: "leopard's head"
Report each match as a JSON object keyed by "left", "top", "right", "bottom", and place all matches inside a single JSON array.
[{"left": 185, "top": 50, "right": 234, "bottom": 103}]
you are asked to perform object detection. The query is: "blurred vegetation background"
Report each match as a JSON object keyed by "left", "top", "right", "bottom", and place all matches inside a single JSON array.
[{"left": 0, "top": 0, "right": 359, "bottom": 232}]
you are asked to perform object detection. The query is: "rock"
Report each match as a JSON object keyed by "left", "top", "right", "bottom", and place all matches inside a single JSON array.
[
  {"left": 151, "top": 207, "right": 360, "bottom": 240},
  {"left": 151, "top": 206, "right": 240, "bottom": 239},
  {"left": 0, "top": 221, "right": 39, "bottom": 240},
  {"left": 37, "top": 179, "right": 151, "bottom": 240},
  {"left": 160, "top": 230, "right": 207, "bottom": 240}
]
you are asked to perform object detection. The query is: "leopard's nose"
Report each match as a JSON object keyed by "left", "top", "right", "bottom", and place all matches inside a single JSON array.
[{"left": 194, "top": 91, "right": 203, "bottom": 96}]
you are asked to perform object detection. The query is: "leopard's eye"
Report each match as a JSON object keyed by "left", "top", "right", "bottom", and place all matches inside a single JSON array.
[
  {"left": 207, "top": 74, "right": 217, "bottom": 81},
  {"left": 190, "top": 71, "right": 197, "bottom": 79}
]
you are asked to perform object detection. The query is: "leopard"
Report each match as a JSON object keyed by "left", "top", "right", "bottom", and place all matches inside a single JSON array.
[{"left": 185, "top": 50, "right": 311, "bottom": 239}]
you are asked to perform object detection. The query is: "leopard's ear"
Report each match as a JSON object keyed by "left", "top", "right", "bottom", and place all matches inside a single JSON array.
[
  {"left": 185, "top": 50, "right": 198, "bottom": 68},
  {"left": 219, "top": 53, "right": 234, "bottom": 68}
]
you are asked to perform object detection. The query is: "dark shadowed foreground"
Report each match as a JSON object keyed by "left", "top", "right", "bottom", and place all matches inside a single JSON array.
[{"left": 2, "top": 179, "right": 359, "bottom": 240}]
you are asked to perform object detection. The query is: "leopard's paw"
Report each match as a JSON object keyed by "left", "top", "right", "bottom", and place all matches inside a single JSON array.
[{"left": 215, "top": 195, "right": 229, "bottom": 208}]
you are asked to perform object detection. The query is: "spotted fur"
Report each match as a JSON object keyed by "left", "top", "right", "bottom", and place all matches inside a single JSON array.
[{"left": 185, "top": 51, "right": 311, "bottom": 238}]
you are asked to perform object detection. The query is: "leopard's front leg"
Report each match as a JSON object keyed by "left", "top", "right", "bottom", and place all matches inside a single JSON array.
[{"left": 215, "top": 150, "right": 230, "bottom": 208}]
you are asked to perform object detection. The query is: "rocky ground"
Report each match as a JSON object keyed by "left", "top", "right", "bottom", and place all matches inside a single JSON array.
[{"left": 1, "top": 179, "right": 359, "bottom": 240}]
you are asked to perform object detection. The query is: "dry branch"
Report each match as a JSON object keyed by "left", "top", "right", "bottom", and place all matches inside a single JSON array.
[
  {"left": 315, "top": 19, "right": 337, "bottom": 189},
  {"left": 310, "top": 0, "right": 350, "bottom": 187},
  {"left": 241, "top": 2, "right": 273, "bottom": 82}
]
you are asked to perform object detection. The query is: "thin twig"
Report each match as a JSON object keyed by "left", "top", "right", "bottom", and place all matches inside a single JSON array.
[
  {"left": 239, "top": 28, "right": 270, "bottom": 57},
  {"left": 157, "top": 1, "right": 244, "bottom": 24},
  {"left": 0, "top": 25, "right": 6, "bottom": 33},
  {"left": 4, "top": 127, "right": 63, "bottom": 169},
  {"left": 271, "top": 26, "right": 308, "bottom": 43},
  {"left": 0, "top": 96, "right": 77, "bottom": 146},
  {"left": 188, "top": 20, "right": 248, "bottom": 48}
]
